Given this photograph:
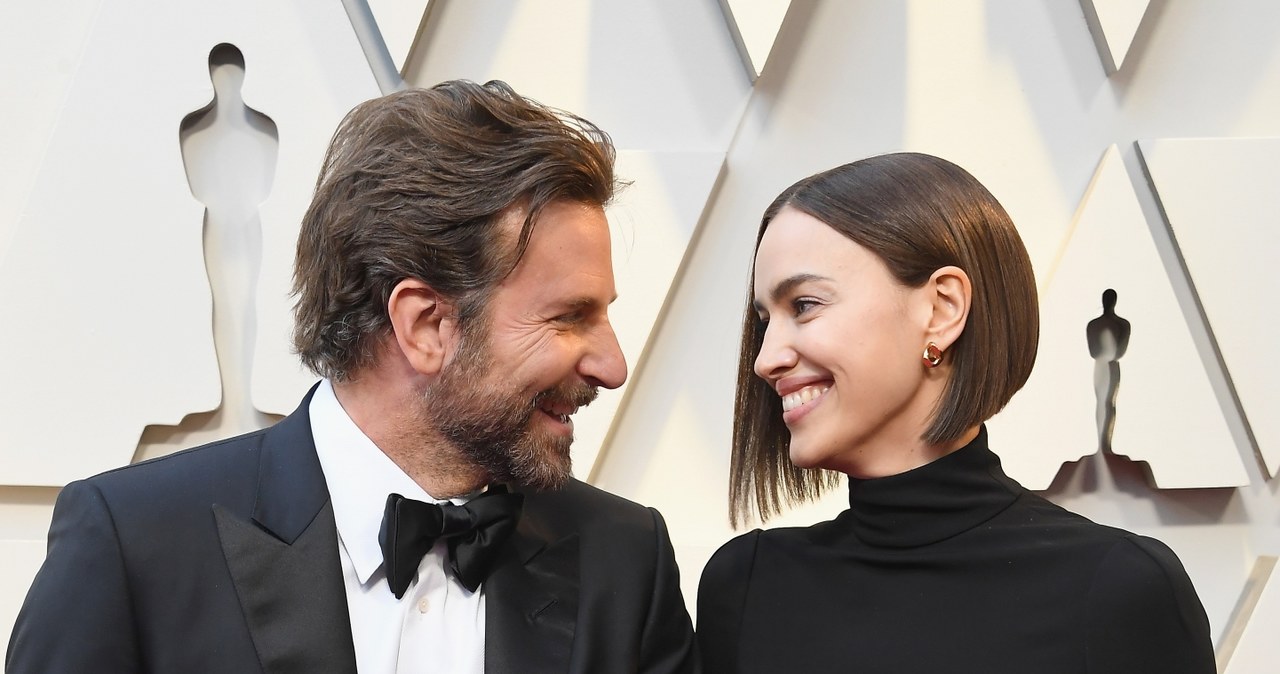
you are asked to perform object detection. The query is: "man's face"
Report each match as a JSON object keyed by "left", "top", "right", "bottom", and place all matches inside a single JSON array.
[{"left": 422, "top": 200, "right": 627, "bottom": 489}]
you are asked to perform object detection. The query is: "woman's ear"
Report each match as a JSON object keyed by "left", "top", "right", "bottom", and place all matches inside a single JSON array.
[
  {"left": 386, "top": 278, "right": 456, "bottom": 376},
  {"left": 926, "top": 265, "right": 972, "bottom": 351}
]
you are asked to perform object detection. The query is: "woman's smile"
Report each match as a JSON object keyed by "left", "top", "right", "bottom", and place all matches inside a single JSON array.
[{"left": 781, "top": 383, "right": 831, "bottom": 425}]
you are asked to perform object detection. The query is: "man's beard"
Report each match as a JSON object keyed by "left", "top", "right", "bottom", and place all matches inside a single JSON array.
[{"left": 421, "top": 330, "right": 598, "bottom": 491}]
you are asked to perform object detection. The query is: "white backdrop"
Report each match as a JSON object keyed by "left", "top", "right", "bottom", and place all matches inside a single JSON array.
[{"left": 3, "top": 2, "right": 1279, "bottom": 670}]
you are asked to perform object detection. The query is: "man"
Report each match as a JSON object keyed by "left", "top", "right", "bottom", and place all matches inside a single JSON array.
[{"left": 8, "top": 80, "right": 697, "bottom": 673}]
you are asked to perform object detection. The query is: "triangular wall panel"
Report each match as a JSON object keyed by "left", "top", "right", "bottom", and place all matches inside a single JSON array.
[
  {"left": 1139, "top": 137, "right": 1280, "bottom": 478},
  {"left": 366, "top": 0, "right": 433, "bottom": 74},
  {"left": 1221, "top": 557, "right": 1280, "bottom": 673},
  {"left": 717, "top": 0, "right": 792, "bottom": 81},
  {"left": 990, "top": 145, "right": 1247, "bottom": 489},
  {"left": 1079, "top": 0, "right": 1152, "bottom": 74},
  {"left": 573, "top": 150, "right": 725, "bottom": 479},
  {"left": 0, "top": 0, "right": 101, "bottom": 255}
]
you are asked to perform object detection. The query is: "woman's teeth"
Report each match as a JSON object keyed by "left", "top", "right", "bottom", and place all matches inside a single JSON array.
[{"left": 781, "top": 385, "right": 829, "bottom": 412}]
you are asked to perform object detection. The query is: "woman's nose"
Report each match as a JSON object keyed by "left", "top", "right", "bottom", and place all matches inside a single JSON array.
[{"left": 753, "top": 322, "right": 797, "bottom": 382}]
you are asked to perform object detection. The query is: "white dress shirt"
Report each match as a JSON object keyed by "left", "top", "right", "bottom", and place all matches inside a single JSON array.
[{"left": 310, "top": 379, "right": 485, "bottom": 673}]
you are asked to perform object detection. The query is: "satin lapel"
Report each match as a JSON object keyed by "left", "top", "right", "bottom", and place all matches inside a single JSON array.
[
  {"left": 484, "top": 512, "right": 580, "bottom": 673},
  {"left": 215, "top": 502, "right": 356, "bottom": 674},
  {"left": 215, "top": 389, "right": 357, "bottom": 674}
]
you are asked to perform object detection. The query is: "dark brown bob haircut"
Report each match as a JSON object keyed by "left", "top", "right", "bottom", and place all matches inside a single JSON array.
[
  {"left": 731, "top": 152, "right": 1039, "bottom": 526},
  {"left": 292, "top": 80, "right": 617, "bottom": 381}
]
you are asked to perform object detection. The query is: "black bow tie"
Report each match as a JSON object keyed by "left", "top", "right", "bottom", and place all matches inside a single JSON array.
[{"left": 378, "top": 487, "right": 524, "bottom": 598}]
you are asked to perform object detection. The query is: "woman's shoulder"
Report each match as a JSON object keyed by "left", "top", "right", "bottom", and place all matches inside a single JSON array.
[
  {"left": 1001, "top": 493, "right": 1214, "bottom": 669},
  {"left": 1082, "top": 533, "right": 1215, "bottom": 671},
  {"left": 1089, "top": 533, "right": 1203, "bottom": 607},
  {"left": 702, "top": 521, "right": 828, "bottom": 570},
  {"left": 700, "top": 529, "right": 763, "bottom": 588},
  {"left": 700, "top": 520, "right": 837, "bottom": 593}
]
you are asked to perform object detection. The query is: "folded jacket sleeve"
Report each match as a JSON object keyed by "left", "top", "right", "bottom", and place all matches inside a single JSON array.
[
  {"left": 638, "top": 507, "right": 700, "bottom": 674},
  {"left": 6, "top": 480, "right": 143, "bottom": 674},
  {"left": 1085, "top": 535, "right": 1216, "bottom": 674}
]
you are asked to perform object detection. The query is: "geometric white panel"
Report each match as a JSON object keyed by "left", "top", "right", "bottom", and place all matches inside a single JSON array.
[
  {"left": 0, "top": 0, "right": 379, "bottom": 485},
  {"left": 1222, "top": 556, "right": 1280, "bottom": 674},
  {"left": 1139, "top": 138, "right": 1280, "bottom": 478},
  {"left": 1079, "top": 0, "right": 1152, "bottom": 74},
  {"left": 0, "top": 0, "right": 101, "bottom": 256},
  {"left": 990, "top": 145, "right": 1248, "bottom": 489},
  {"left": 404, "top": 0, "right": 750, "bottom": 153},
  {"left": 366, "top": 0, "right": 433, "bottom": 73},
  {"left": 717, "top": 0, "right": 792, "bottom": 81},
  {"left": 575, "top": 150, "right": 725, "bottom": 480},
  {"left": 0, "top": 8, "right": 216, "bottom": 486}
]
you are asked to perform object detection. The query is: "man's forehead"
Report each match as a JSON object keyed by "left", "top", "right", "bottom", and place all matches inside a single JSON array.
[{"left": 493, "top": 200, "right": 613, "bottom": 290}]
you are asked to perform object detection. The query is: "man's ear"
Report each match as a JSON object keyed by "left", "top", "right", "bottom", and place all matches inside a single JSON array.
[
  {"left": 386, "top": 278, "right": 457, "bottom": 376},
  {"left": 924, "top": 265, "right": 972, "bottom": 352}
]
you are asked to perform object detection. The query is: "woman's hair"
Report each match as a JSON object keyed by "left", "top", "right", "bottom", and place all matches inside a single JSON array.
[
  {"left": 292, "top": 80, "right": 617, "bottom": 381},
  {"left": 730, "top": 152, "right": 1039, "bottom": 526}
]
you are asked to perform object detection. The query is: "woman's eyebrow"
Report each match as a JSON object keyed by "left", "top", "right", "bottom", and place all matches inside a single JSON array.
[{"left": 752, "top": 272, "right": 830, "bottom": 312}]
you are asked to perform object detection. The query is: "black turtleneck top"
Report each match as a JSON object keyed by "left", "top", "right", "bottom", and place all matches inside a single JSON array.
[{"left": 696, "top": 428, "right": 1215, "bottom": 673}]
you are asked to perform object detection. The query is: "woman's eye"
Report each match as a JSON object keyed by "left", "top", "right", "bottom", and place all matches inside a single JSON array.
[{"left": 792, "top": 297, "right": 820, "bottom": 315}]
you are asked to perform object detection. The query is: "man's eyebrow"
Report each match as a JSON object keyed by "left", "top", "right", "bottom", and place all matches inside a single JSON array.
[
  {"left": 751, "top": 273, "right": 830, "bottom": 312},
  {"left": 558, "top": 295, "right": 614, "bottom": 312}
]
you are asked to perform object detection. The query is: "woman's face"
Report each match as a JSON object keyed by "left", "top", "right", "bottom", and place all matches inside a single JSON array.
[{"left": 752, "top": 207, "right": 943, "bottom": 477}]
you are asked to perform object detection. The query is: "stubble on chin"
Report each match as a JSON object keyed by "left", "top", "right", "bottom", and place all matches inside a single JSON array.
[
  {"left": 420, "top": 335, "right": 594, "bottom": 492},
  {"left": 499, "top": 425, "right": 574, "bottom": 491}
]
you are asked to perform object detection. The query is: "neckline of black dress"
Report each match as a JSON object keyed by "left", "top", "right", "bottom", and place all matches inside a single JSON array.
[{"left": 841, "top": 425, "right": 1021, "bottom": 549}]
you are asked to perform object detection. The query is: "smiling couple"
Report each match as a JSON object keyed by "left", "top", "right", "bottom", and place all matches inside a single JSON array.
[{"left": 9, "top": 81, "right": 1214, "bottom": 674}]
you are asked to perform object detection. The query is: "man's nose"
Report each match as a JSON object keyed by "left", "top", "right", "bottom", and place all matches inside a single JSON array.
[{"left": 579, "top": 320, "right": 627, "bottom": 390}]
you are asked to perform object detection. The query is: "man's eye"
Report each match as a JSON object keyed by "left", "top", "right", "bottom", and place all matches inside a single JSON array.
[{"left": 554, "top": 311, "right": 585, "bottom": 325}]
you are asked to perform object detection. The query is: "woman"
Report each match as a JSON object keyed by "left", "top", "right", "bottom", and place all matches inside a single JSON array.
[{"left": 696, "top": 153, "right": 1215, "bottom": 673}]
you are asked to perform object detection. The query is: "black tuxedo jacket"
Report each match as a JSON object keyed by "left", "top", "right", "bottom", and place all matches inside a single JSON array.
[{"left": 7, "top": 393, "right": 697, "bottom": 673}]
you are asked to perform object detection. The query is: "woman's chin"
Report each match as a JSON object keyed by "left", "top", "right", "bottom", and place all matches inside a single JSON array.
[{"left": 787, "top": 444, "right": 829, "bottom": 470}]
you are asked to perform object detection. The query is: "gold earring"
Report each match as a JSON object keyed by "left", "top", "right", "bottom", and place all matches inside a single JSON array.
[{"left": 922, "top": 342, "right": 943, "bottom": 368}]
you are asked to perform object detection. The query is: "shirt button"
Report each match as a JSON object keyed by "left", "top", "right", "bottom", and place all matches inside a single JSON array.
[{"left": 417, "top": 597, "right": 430, "bottom": 614}]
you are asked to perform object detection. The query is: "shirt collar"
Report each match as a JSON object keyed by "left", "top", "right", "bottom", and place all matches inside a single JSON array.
[{"left": 310, "top": 379, "right": 443, "bottom": 585}]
